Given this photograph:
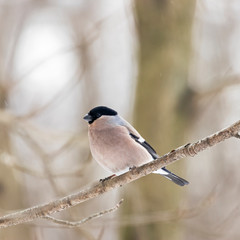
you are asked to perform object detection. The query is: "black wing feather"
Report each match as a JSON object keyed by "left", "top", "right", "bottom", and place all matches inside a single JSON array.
[{"left": 129, "top": 133, "right": 189, "bottom": 186}]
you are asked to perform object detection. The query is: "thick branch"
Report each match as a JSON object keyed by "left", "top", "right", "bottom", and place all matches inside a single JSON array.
[{"left": 0, "top": 120, "right": 239, "bottom": 228}]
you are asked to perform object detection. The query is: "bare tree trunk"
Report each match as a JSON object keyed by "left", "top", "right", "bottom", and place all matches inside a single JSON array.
[{"left": 123, "top": 0, "right": 195, "bottom": 239}]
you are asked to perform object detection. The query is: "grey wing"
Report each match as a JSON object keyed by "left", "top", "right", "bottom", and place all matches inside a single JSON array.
[
  {"left": 117, "top": 116, "right": 159, "bottom": 159},
  {"left": 127, "top": 128, "right": 189, "bottom": 186},
  {"left": 129, "top": 132, "right": 189, "bottom": 186},
  {"left": 129, "top": 133, "right": 159, "bottom": 159}
]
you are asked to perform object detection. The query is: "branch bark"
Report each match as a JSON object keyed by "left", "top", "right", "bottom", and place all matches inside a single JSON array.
[{"left": 0, "top": 120, "right": 239, "bottom": 228}]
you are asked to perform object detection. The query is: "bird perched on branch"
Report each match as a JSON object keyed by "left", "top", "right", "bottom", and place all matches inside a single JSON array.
[{"left": 83, "top": 106, "right": 189, "bottom": 186}]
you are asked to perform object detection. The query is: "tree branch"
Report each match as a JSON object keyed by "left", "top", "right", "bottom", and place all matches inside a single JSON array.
[
  {"left": 43, "top": 199, "right": 124, "bottom": 227},
  {"left": 0, "top": 119, "right": 239, "bottom": 228}
]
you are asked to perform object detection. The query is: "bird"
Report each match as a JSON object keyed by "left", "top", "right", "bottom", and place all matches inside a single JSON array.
[{"left": 83, "top": 106, "right": 189, "bottom": 186}]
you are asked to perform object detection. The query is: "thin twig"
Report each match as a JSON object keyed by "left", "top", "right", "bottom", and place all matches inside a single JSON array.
[
  {"left": 26, "top": 188, "right": 216, "bottom": 229},
  {"left": 0, "top": 119, "right": 239, "bottom": 228},
  {"left": 43, "top": 199, "right": 124, "bottom": 227}
]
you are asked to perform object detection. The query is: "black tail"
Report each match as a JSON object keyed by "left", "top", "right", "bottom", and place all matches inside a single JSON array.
[{"left": 154, "top": 167, "right": 189, "bottom": 186}]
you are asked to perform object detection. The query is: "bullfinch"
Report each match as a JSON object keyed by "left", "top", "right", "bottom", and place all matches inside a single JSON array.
[{"left": 83, "top": 106, "right": 189, "bottom": 186}]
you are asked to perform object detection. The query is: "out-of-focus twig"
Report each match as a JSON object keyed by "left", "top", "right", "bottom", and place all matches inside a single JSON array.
[
  {"left": 0, "top": 152, "right": 88, "bottom": 179},
  {"left": 100, "top": 188, "right": 216, "bottom": 227},
  {"left": 193, "top": 75, "right": 240, "bottom": 102},
  {"left": 0, "top": 119, "right": 239, "bottom": 228}
]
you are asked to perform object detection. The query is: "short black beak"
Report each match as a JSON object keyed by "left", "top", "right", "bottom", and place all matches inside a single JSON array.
[{"left": 83, "top": 114, "right": 92, "bottom": 122}]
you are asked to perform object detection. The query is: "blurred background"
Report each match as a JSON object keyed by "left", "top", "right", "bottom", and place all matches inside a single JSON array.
[{"left": 0, "top": 0, "right": 240, "bottom": 239}]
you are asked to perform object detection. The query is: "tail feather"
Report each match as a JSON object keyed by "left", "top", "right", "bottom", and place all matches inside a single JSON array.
[{"left": 154, "top": 167, "right": 189, "bottom": 186}]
